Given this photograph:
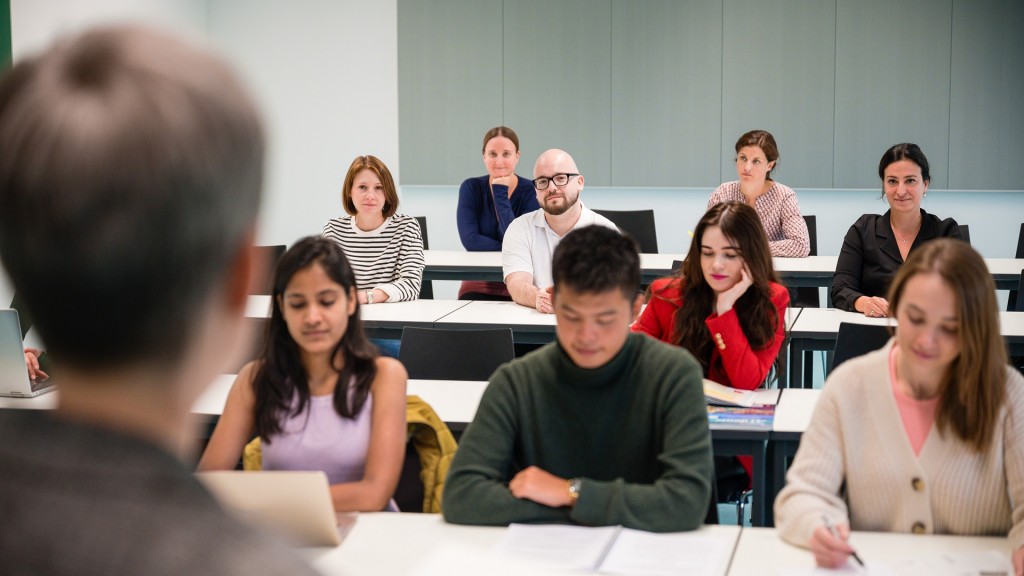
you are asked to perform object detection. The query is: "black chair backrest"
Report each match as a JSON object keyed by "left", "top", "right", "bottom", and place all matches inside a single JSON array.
[
  {"left": 1014, "top": 270, "right": 1024, "bottom": 313},
  {"left": 9, "top": 292, "right": 32, "bottom": 339},
  {"left": 1009, "top": 224, "right": 1024, "bottom": 311},
  {"left": 803, "top": 215, "right": 818, "bottom": 257},
  {"left": 792, "top": 215, "right": 821, "bottom": 308},
  {"left": 593, "top": 209, "right": 658, "bottom": 254},
  {"left": 413, "top": 216, "right": 433, "bottom": 299},
  {"left": 247, "top": 245, "right": 286, "bottom": 295},
  {"left": 958, "top": 224, "right": 971, "bottom": 245},
  {"left": 414, "top": 216, "right": 430, "bottom": 250},
  {"left": 399, "top": 327, "right": 514, "bottom": 381},
  {"left": 670, "top": 259, "right": 685, "bottom": 275},
  {"left": 830, "top": 322, "right": 891, "bottom": 372}
]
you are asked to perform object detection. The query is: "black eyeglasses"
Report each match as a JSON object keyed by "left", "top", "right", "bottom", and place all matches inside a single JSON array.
[{"left": 532, "top": 173, "right": 580, "bottom": 191}]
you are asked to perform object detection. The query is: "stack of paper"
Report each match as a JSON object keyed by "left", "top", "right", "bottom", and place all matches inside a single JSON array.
[
  {"left": 494, "top": 523, "right": 730, "bottom": 576},
  {"left": 703, "top": 379, "right": 780, "bottom": 408}
]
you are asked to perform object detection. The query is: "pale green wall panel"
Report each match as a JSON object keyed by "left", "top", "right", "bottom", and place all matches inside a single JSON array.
[
  {"left": 398, "top": 0, "right": 503, "bottom": 184},
  {"left": 502, "top": 0, "right": 612, "bottom": 185},
  {"left": 833, "top": 0, "right": 952, "bottom": 189},
  {"left": 610, "top": 0, "right": 722, "bottom": 187},
  {"left": 948, "top": 0, "right": 1024, "bottom": 190},
  {"left": 721, "top": 0, "right": 836, "bottom": 188}
]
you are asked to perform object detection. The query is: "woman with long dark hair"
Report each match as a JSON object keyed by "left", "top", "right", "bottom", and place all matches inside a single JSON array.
[
  {"left": 199, "top": 237, "right": 407, "bottom": 512},
  {"left": 633, "top": 202, "right": 789, "bottom": 391}
]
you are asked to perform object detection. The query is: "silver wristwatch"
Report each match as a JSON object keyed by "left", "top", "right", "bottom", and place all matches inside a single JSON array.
[{"left": 567, "top": 477, "right": 581, "bottom": 504}]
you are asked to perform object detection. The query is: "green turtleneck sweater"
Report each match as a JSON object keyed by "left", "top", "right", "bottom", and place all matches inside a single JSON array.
[{"left": 442, "top": 333, "right": 713, "bottom": 532}]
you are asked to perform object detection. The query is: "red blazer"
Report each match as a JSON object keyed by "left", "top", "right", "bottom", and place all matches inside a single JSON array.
[{"left": 633, "top": 278, "right": 789, "bottom": 391}]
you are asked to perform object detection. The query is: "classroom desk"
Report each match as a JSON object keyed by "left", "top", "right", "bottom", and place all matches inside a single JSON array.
[
  {"left": 0, "top": 375, "right": 488, "bottom": 431},
  {"left": 433, "top": 300, "right": 557, "bottom": 344},
  {"left": 728, "top": 526, "right": 1013, "bottom": 575},
  {"left": 787, "top": 309, "right": 1024, "bottom": 389},
  {"left": 764, "top": 389, "right": 822, "bottom": 527},
  {"left": 192, "top": 374, "right": 487, "bottom": 429},
  {"left": 423, "top": 250, "right": 690, "bottom": 284},
  {"left": 424, "top": 250, "right": 1024, "bottom": 292},
  {"left": 423, "top": 250, "right": 844, "bottom": 288},
  {"left": 246, "top": 296, "right": 473, "bottom": 341},
  {"left": 295, "top": 512, "right": 742, "bottom": 576},
  {"left": 987, "top": 257, "right": 1024, "bottom": 291}
]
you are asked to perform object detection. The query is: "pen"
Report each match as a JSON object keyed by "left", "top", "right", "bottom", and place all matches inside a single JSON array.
[{"left": 822, "top": 515, "right": 865, "bottom": 568}]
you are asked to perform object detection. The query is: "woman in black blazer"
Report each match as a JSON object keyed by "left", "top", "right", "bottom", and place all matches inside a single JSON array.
[{"left": 831, "top": 143, "right": 963, "bottom": 316}]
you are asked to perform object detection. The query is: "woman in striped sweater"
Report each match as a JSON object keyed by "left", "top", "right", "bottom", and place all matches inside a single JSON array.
[{"left": 322, "top": 155, "right": 425, "bottom": 304}]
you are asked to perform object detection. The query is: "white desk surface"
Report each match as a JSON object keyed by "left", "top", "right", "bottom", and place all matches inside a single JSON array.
[
  {"left": 728, "top": 526, "right": 1012, "bottom": 575},
  {"left": 791, "top": 307, "right": 1024, "bottom": 338},
  {"left": 1, "top": 376, "right": 488, "bottom": 425},
  {"left": 246, "top": 295, "right": 471, "bottom": 323},
  {"left": 986, "top": 257, "right": 1024, "bottom": 277},
  {"left": 423, "top": 250, "right": 846, "bottom": 276},
  {"left": 435, "top": 300, "right": 558, "bottom": 329},
  {"left": 773, "top": 255, "right": 838, "bottom": 274},
  {"left": 424, "top": 250, "right": 501, "bottom": 268},
  {"left": 192, "top": 375, "right": 486, "bottom": 423},
  {"left": 773, "top": 389, "right": 822, "bottom": 434},
  {"left": 297, "top": 512, "right": 741, "bottom": 576},
  {"left": 789, "top": 307, "right": 893, "bottom": 334},
  {"left": 1002, "top": 311, "right": 1024, "bottom": 337}
]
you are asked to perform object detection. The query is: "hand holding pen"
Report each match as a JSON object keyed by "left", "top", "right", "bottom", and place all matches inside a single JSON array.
[{"left": 810, "top": 515, "right": 865, "bottom": 569}]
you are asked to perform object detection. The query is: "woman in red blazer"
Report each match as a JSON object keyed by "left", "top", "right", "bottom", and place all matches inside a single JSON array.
[
  {"left": 633, "top": 201, "right": 789, "bottom": 390},
  {"left": 634, "top": 202, "right": 789, "bottom": 489}
]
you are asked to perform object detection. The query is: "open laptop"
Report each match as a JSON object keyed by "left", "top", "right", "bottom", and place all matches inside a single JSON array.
[
  {"left": 0, "top": 309, "right": 55, "bottom": 398},
  {"left": 195, "top": 470, "right": 350, "bottom": 547}
]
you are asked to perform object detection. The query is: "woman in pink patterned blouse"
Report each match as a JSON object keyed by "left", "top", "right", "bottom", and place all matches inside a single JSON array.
[{"left": 707, "top": 130, "right": 810, "bottom": 258}]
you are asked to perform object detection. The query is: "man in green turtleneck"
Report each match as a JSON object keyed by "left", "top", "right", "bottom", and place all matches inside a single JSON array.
[{"left": 443, "top": 225, "right": 713, "bottom": 532}]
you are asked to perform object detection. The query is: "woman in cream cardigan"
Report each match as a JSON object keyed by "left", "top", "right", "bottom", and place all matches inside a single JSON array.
[{"left": 774, "top": 238, "right": 1024, "bottom": 572}]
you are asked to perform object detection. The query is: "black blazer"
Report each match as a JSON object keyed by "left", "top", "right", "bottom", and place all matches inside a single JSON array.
[{"left": 830, "top": 209, "right": 963, "bottom": 311}]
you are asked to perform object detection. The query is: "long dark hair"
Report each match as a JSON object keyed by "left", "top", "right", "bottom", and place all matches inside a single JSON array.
[
  {"left": 253, "top": 236, "right": 378, "bottom": 441},
  {"left": 663, "top": 202, "right": 779, "bottom": 375}
]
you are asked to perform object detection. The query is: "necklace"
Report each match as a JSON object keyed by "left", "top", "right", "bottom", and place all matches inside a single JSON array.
[
  {"left": 892, "top": 229, "right": 917, "bottom": 246},
  {"left": 890, "top": 217, "right": 921, "bottom": 246}
]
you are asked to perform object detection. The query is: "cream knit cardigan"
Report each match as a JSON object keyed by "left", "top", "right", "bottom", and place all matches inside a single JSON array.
[{"left": 775, "top": 339, "right": 1024, "bottom": 550}]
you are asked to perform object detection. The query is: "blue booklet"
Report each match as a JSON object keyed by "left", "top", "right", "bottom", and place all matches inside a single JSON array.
[{"left": 706, "top": 405, "right": 775, "bottom": 428}]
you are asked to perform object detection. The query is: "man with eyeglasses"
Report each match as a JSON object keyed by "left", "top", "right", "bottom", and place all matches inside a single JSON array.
[{"left": 501, "top": 149, "right": 618, "bottom": 313}]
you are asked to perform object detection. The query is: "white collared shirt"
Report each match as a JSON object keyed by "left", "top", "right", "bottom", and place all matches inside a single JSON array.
[{"left": 500, "top": 204, "right": 618, "bottom": 289}]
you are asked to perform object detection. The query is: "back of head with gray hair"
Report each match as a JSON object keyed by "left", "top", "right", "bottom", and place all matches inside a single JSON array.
[{"left": 0, "top": 25, "right": 265, "bottom": 369}]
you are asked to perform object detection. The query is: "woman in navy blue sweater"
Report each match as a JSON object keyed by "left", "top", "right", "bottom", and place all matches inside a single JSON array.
[{"left": 456, "top": 126, "right": 539, "bottom": 300}]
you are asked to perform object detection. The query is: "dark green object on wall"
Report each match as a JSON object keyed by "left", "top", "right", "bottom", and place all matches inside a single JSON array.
[{"left": 1, "top": 0, "right": 11, "bottom": 70}]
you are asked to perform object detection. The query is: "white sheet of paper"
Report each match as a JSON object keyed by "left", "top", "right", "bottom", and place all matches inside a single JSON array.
[
  {"left": 598, "top": 528, "right": 730, "bottom": 576},
  {"left": 775, "top": 550, "right": 1011, "bottom": 576},
  {"left": 494, "top": 523, "right": 620, "bottom": 571}
]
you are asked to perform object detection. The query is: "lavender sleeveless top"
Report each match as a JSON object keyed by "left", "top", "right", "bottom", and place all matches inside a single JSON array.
[{"left": 262, "top": 388, "right": 373, "bottom": 485}]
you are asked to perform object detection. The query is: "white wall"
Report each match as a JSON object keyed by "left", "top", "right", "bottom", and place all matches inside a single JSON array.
[
  {"left": 10, "top": 0, "right": 207, "bottom": 57},
  {"left": 1, "top": 0, "right": 208, "bottom": 307},
  {"left": 2, "top": 0, "right": 401, "bottom": 304},
  {"left": 207, "top": 0, "right": 400, "bottom": 247}
]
